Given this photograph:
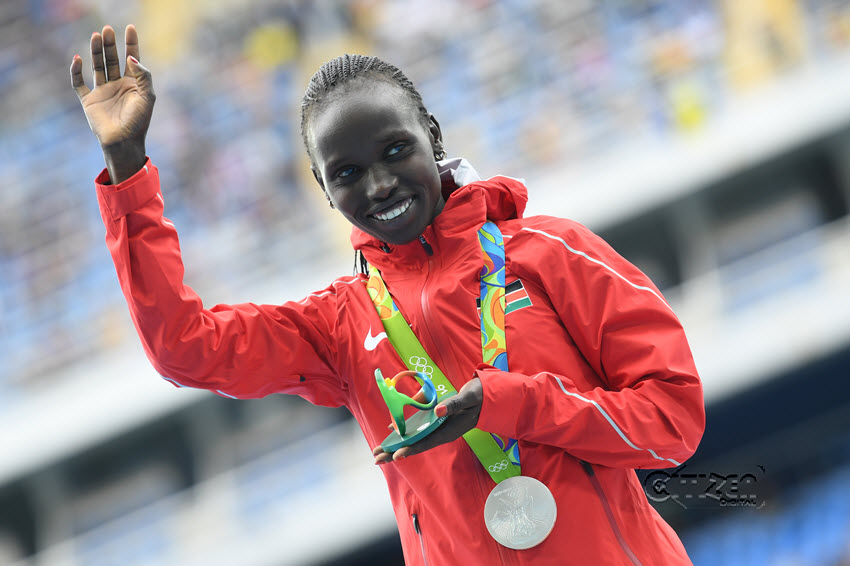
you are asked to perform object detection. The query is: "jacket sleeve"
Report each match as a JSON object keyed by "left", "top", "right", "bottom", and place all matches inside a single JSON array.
[
  {"left": 475, "top": 220, "right": 705, "bottom": 469},
  {"left": 95, "top": 160, "right": 348, "bottom": 407}
]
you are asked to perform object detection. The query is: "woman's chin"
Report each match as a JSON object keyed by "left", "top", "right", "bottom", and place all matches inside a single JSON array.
[{"left": 361, "top": 201, "right": 427, "bottom": 245}]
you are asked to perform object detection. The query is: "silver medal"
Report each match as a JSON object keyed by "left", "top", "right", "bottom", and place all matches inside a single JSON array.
[{"left": 484, "top": 476, "right": 557, "bottom": 550}]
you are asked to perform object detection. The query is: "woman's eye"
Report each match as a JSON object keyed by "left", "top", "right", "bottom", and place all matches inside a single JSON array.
[
  {"left": 387, "top": 143, "right": 406, "bottom": 157},
  {"left": 337, "top": 166, "right": 357, "bottom": 178}
]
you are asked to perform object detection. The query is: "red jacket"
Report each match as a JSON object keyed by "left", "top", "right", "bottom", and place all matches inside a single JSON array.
[{"left": 95, "top": 159, "right": 704, "bottom": 565}]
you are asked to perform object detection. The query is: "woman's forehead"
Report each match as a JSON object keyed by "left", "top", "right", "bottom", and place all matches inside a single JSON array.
[{"left": 309, "top": 82, "right": 424, "bottom": 154}]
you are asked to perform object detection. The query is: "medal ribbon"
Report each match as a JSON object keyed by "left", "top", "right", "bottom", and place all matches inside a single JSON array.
[{"left": 367, "top": 221, "right": 521, "bottom": 484}]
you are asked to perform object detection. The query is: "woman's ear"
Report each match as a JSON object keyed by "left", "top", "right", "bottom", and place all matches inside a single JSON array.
[
  {"left": 311, "top": 166, "right": 325, "bottom": 190},
  {"left": 428, "top": 113, "right": 444, "bottom": 157}
]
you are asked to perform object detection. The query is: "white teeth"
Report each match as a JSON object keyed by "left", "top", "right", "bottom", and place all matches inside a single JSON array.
[{"left": 373, "top": 198, "right": 412, "bottom": 221}]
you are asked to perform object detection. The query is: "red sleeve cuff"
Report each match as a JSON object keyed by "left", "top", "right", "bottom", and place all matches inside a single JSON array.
[
  {"left": 95, "top": 158, "right": 160, "bottom": 220},
  {"left": 474, "top": 366, "right": 527, "bottom": 438}
]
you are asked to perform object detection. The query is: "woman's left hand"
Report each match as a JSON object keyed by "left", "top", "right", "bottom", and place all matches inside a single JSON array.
[{"left": 373, "top": 377, "right": 483, "bottom": 464}]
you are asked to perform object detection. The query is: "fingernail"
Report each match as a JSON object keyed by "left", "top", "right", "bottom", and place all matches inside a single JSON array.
[
  {"left": 73, "top": 54, "right": 79, "bottom": 60},
  {"left": 435, "top": 405, "right": 447, "bottom": 418},
  {"left": 129, "top": 56, "right": 138, "bottom": 64}
]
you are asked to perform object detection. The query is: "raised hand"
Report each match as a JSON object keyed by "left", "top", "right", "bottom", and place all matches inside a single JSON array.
[{"left": 71, "top": 24, "right": 155, "bottom": 183}]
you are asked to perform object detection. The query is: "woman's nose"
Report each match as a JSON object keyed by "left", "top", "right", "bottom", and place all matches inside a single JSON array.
[{"left": 365, "top": 165, "right": 398, "bottom": 200}]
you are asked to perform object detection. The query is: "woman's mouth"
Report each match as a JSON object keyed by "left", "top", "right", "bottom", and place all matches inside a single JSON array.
[{"left": 371, "top": 197, "right": 413, "bottom": 222}]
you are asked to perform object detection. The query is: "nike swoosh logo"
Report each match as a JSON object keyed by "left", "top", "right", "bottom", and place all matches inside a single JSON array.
[{"left": 364, "top": 327, "right": 388, "bottom": 351}]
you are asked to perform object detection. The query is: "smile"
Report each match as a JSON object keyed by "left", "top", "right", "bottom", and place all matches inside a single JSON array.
[{"left": 371, "top": 197, "right": 413, "bottom": 221}]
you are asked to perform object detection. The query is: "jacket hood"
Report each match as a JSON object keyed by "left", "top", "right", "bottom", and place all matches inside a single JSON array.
[{"left": 350, "top": 157, "right": 529, "bottom": 264}]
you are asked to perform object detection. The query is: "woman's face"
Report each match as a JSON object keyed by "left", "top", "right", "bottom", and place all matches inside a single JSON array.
[{"left": 308, "top": 81, "right": 445, "bottom": 246}]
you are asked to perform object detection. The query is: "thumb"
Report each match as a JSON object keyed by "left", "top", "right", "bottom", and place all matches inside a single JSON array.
[
  {"left": 126, "top": 55, "right": 154, "bottom": 98},
  {"left": 435, "top": 378, "right": 482, "bottom": 418},
  {"left": 434, "top": 394, "right": 465, "bottom": 418}
]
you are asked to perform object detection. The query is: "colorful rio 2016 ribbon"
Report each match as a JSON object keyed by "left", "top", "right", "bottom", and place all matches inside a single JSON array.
[{"left": 477, "top": 222, "right": 520, "bottom": 467}]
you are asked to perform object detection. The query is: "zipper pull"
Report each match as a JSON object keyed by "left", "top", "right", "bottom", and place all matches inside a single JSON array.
[
  {"left": 418, "top": 235, "right": 433, "bottom": 256},
  {"left": 412, "top": 514, "right": 430, "bottom": 565}
]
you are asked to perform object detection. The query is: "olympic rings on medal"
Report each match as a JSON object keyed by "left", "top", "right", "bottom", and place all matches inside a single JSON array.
[{"left": 488, "top": 459, "right": 510, "bottom": 473}]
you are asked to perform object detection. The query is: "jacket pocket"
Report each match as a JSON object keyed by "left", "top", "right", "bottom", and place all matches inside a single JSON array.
[{"left": 581, "top": 460, "right": 644, "bottom": 566}]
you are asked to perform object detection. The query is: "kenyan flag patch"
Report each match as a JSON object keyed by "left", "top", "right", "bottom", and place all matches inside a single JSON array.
[
  {"left": 504, "top": 279, "right": 532, "bottom": 314},
  {"left": 477, "top": 279, "right": 532, "bottom": 315}
]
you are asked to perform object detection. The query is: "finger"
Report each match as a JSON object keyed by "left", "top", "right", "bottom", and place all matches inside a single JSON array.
[
  {"left": 372, "top": 446, "right": 394, "bottom": 465},
  {"left": 102, "top": 25, "right": 121, "bottom": 81},
  {"left": 434, "top": 396, "right": 465, "bottom": 418},
  {"left": 393, "top": 430, "right": 451, "bottom": 459},
  {"left": 126, "top": 55, "right": 155, "bottom": 101},
  {"left": 434, "top": 378, "right": 482, "bottom": 417},
  {"left": 91, "top": 31, "right": 106, "bottom": 86},
  {"left": 392, "top": 407, "right": 481, "bottom": 461},
  {"left": 70, "top": 54, "right": 90, "bottom": 100},
  {"left": 393, "top": 445, "right": 415, "bottom": 460},
  {"left": 392, "top": 425, "right": 455, "bottom": 460},
  {"left": 124, "top": 24, "right": 140, "bottom": 70}
]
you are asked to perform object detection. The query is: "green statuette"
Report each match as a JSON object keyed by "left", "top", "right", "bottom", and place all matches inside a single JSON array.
[{"left": 375, "top": 368, "right": 455, "bottom": 453}]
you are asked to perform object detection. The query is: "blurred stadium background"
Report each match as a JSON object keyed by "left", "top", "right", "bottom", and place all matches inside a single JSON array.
[{"left": 1, "top": 0, "right": 850, "bottom": 564}]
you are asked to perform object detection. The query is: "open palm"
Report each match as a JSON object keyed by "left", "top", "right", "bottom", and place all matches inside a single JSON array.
[{"left": 70, "top": 25, "right": 155, "bottom": 149}]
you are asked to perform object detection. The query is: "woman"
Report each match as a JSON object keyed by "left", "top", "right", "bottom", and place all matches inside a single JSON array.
[{"left": 71, "top": 24, "right": 704, "bottom": 566}]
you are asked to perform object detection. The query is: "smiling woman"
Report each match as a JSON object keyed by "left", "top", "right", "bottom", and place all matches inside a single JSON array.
[
  {"left": 72, "top": 25, "right": 705, "bottom": 566},
  {"left": 307, "top": 78, "right": 445, "bottom": 246}
]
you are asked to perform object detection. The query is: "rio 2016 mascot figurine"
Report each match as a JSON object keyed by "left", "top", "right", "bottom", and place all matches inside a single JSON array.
[{"left": 375, "top": 369, "right": 455, "bottom": 452}]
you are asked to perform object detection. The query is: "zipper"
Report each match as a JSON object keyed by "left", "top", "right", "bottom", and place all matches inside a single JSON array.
[
  {"left": 417, "top": 233, "right": 514, "bottom": 565},
  {"left": 412, "top": 514, "right": 430, "bottom": 566},
  {"left": 419, "top": 234, "right": 434, "bottom": 255},
  {"left": 417, "top": 237, "right": 457, "bottom": 380},
  {"left": 420, "top": 264, "right": 516, "bottom": 564},
  {"left": 581, "top": 460, "right": 643, "bottom": 566}
]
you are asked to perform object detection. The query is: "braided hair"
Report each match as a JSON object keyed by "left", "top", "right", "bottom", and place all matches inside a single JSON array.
[
  {"left": 300, "top": 54, "right": 430, "bottom": 165},
  {"left": 300, "top": 54, "right": 432, "bottom": 276}
]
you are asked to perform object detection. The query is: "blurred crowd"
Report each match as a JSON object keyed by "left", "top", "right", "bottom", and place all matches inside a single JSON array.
[
  {"left": 2, "top": 2, "right": 850, "bottom": 565},
  {"left": 1, "top": 0, "right": 850, "bottom": 393}
]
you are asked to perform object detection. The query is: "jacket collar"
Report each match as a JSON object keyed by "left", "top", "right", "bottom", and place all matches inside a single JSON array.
[{"left": 351, "top": 158, "right": 529, "bottom": 271}]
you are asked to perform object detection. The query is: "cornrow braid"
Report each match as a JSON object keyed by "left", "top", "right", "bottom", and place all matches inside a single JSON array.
[{"left": 300, "top": 53, "right": 430, "bottom": 164}]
